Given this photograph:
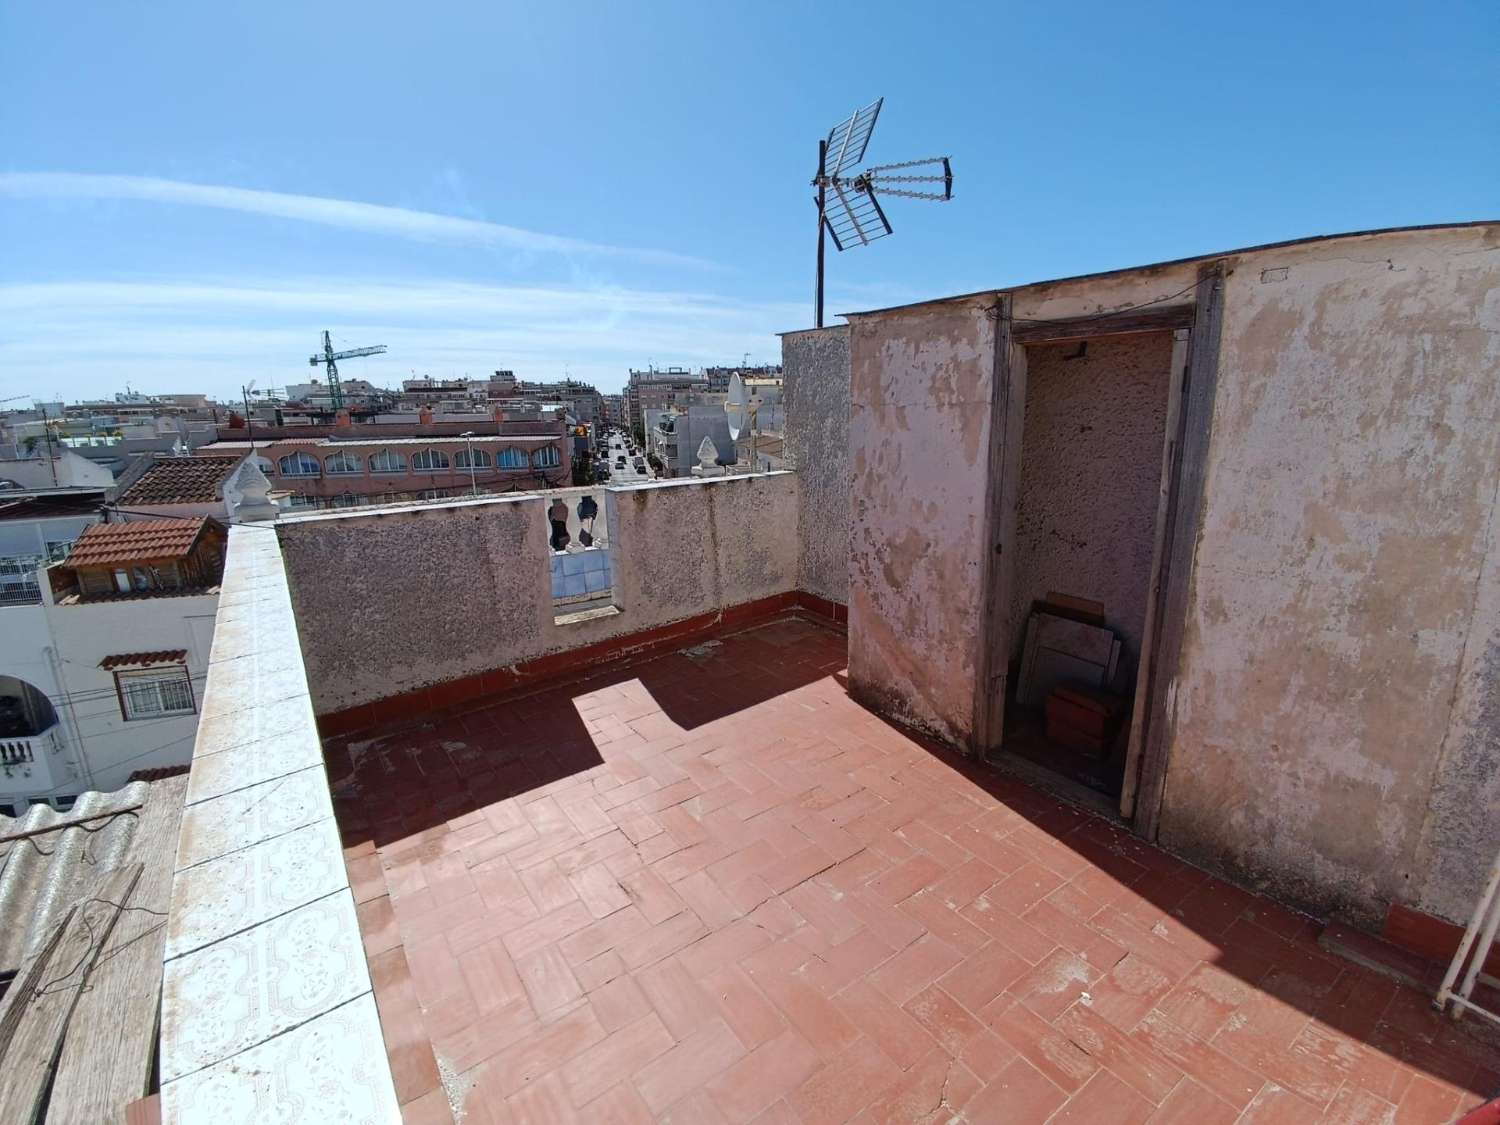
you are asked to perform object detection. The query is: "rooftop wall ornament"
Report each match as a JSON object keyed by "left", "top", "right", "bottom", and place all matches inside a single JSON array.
[{"left": 691, "top": 436, "right": 725, "bottom": 477}]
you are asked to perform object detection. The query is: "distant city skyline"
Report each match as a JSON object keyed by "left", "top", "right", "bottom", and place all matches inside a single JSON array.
[{"left": 3, "top": 1, "right": 1494, "bottom": 401}]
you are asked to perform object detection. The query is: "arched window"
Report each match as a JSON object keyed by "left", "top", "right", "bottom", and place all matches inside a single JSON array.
[
  {"left": 411, "top": 449, "right": 451, "bottom": 471},
  {"left": 369, "top": 449, "right": 407, "bottom": 473},
  {"left": 324, "top": 451, "right": 363, "bottom": 475},
  {"left": 497, "top": 447, "right": 529, "bottom": 470},
  {"left": 532, "top": 446, "right": 561, "bottom": 469},
  {"left": 454, "top": 447, "right": 491, "bottom": 469},
  {"left": 278, "top": 451, "right": 321, "bottom": 477}
]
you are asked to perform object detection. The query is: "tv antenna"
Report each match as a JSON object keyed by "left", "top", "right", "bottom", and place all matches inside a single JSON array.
[
  {"left": 309, "top": 330, "right": 387, "bottom": 410},
  {"left": 812, "top": 97, "right": 953, "bottom": 327}
]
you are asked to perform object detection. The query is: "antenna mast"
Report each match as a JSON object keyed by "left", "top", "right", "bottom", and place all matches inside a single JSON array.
[{"left": 811, "top": 98, "right": 954, "bottom": 328}]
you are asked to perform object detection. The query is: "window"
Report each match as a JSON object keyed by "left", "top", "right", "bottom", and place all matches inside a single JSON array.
[
  {"left": 278, "top": 451, "right": 322, "bottom": 477},
  {"left": 115, "top": 667, "right": 195, "bottom": 720},
  {"left": 533, "top": 446, "right": 561, "bottom": 469},
  {"left": 45, "top": 540, "right": 74, "bottom": 562},
  {"left": 497, "top": 447, "right": 528, "bottom": 470},
  {"left": 411, "top": 449, "right": 451, "bottom": 471},
  {"left": 324, "top": 451, "right": 363, "bottom": 475},
  {"left": 369, "top": 449, "right": 407, "bottom": 473},
  {"left": 454, "top": 447, "right": 491, "bottom": 469}
]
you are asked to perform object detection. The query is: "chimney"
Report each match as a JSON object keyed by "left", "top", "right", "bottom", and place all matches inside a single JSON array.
[
  {"left": 334, "top": 409, "right": 352, "bottom": 428},
  {"left": 418, "top": 405, "right": 434, "bottom": 426}
]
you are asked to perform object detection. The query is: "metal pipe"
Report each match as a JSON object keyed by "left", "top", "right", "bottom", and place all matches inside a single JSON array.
[
  {"left": 815, "top": 139, "right": 827, "bottom": 329},
  {"left": 1455, "top": 868, "right": 1500, "bottom": 1020},
  {"left": 1437, "top": 847, "right": 1500, "bottom": 1016},
  {"left": 461, "top": 432, "right": 478, "bottom": 496}
]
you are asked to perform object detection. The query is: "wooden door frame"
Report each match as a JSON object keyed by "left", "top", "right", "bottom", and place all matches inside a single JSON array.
[
  {"left": 1124, "top": 261, "right": 1227, "bottom": 839},
  {"left": 972, "top": 263, "right": 1226, "bottom": 841}
]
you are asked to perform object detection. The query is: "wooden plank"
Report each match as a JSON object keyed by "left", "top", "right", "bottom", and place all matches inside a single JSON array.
[
  {"left": 972, "top": 295, "right": 1019, "bottom": 755},
  {"left": 0, "top": 864, "right": 141, "bottom": 1124},
  {"left": 1011, "top": 304, "right": 1195, "bottom": 344},
  {"left": 1132, "top": 264, "right": 1226, "bottom": 840},
  {"left": 50, "top": 777, "right": 187, "bottom": 1125},
  {"left": 0, "top": 903, "right": 77, "bottom": 1063},
  {"left": 1119, "top": 328, "right": 1191, "bottom": 819}
]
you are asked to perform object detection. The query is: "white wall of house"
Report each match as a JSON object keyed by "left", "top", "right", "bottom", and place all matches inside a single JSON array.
[
  {"left": 0, "top": 451, "right": 115, "bottom": 489},
  {"left": 46, "top": 595, "right": 218, "bottom": 793},
  {"left": 0, "top": 591, "right": 217, "bottom": 811}
]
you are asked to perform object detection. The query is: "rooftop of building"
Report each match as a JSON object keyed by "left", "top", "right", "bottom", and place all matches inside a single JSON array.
[
  {"left": 62, "top": 516, "right": 216, "bottom": 568},
  {"left": 0, "top": 489, "right": 106, "bottom": 521},
  {"left": 118, "top": 454, "right": 243, "bottom": 506},
  {"left": 832, "top": 219, "right": 1498, "bottom": 319},
  {"left": 0, "top": 776, "right": 188, "bottom": 1122},
  {"left": 323, "top": 614, "right": 1498, "bottom": 1123}
]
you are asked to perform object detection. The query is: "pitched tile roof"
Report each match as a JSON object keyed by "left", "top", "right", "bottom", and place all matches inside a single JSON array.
[
  {"left": 120, "top": 455, "right": 242, "bottom": 505},
  {"left": 64, "top": 518, "right": 209, "bottom": 568},
  {"left": 99, "top": 649, "right": 188, "bottom": 670}
]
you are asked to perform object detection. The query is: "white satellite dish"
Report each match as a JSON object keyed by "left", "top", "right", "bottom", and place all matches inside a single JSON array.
[{"left": 725, "top": 372, "right": 754, "bottom": 441}]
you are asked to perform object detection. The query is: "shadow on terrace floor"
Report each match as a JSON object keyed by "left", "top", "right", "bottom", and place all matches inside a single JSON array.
[{"left": 326, "top": 614, "right": 1499, "bottom": 1124}]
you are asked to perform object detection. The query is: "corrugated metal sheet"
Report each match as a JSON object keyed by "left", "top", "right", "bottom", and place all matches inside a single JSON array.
[{"left": 0, "top": 779, "right": 183, "bottom": 972}]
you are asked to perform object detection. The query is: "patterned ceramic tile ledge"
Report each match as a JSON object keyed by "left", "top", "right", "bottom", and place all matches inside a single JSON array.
[{"left": 160, "top": 525, "right": 399, "bottom": 1123}]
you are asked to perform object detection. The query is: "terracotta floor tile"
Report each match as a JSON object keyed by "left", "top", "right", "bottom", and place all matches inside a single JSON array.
[
  {"left": 331, "top": 620, "right": 1500, "bottom": 1125},
  {"left": 1237, "top": 1081, "right": 1327, "bottom": 1123},
  {"left": 633, "top": 1018, "right": 748, "bottom": 1115},
  {"left": 706, "top": 1029, "right": 823, "bottom": 1123},
  {"left": 788, "top": 1036, "right": 901, "bottom": 1125},
  {"left": 638, "top": 956, "right": 714, "bottom": 1040},
  {"left": 559, "top": 1012, "right": 675, "bottom": 1107},
  {"left": 1053, "top": 1001, "right": 1184, "bottom": 1105},
  {"left": 963, "top": 1055, "right": 1068, "bottom": 1123},
  {"left": 1143, "top": 1078, "right": 1241, "bottom": 1124},
  {"left": 986, "top": 997, "right": 1098, "bottom": 1093},
  {"left": 1051, "top": 1066, "right": 1155, "bottom": 1125},
  {"left": 516, "top": 945, "right": 583, "bottom": 1015},
  {"left": 579, "top": 1084, "right": 655, "bottom": 1125}
]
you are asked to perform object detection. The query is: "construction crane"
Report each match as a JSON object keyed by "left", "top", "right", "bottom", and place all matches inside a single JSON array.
[{"left": 309, "top": 331, "right": 386, "bottom": 411}]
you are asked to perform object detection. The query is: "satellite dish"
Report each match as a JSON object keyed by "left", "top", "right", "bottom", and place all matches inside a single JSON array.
[{"left": 725, "top": 372, "right": 754, "bottom": 441}]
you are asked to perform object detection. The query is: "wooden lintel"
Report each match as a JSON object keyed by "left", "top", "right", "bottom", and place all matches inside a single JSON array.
[{"left": 1012, "top": 305, "right": 1196, "bottom": 345}]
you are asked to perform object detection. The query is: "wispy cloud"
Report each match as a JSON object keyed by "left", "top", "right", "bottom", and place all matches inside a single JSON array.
[
  {"left": 0, "top": 276, "right": 803, "bottom": 399},
  {"left": 0, "top": 172, "right": 717, "bottom": 270}
]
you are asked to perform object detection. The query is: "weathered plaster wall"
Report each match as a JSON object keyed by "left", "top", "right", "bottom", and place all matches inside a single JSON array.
[
  {"left": 846, "top": 299, "right": 997, "bottom": 747},
  {"left": 1157, "top": 226, "right": 1500, "bottom": 925},
  {"left": 1414, "top": 474, "right": 1500, "bottom": 922},
  {"left": 1009, "top": 332, "right": 1174, "bottom": 666},
  {"left": 783, "top": 325, "right": 851, "bottom": 605},
  {"left": 276, "top": 473, "right": 799, "bottom": 714}
]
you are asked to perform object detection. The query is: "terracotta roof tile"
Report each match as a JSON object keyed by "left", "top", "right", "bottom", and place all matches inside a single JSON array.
[
  {"left": 64, "top": 518, "right": 209, "bottom": 568},
  {"left": 120, "top": 456, "right": 242, "bottom": 505},
  {"left": 99, "top": 650, "right": 188, "bottom": 670}
]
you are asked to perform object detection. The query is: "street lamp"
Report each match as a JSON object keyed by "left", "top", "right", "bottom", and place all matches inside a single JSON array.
[{"left": 460, "top": 432, "right": 478, "bottom": 497}]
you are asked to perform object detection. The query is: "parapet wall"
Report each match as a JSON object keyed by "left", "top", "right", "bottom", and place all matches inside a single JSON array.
[{"left": 275, "top": 473, "right": 800, "bottom": 718}]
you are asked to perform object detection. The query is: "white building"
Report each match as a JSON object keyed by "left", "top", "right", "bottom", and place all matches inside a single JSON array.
[{"left": 0, "top": 517, "right": 223, "bottom": 815}]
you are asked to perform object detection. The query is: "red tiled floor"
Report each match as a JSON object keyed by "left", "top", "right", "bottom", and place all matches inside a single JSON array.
[{"left": 330, "top": 615, "right": 1500, "bottom": 1123}]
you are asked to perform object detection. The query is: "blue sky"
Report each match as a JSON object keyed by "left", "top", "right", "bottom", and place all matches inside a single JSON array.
[{"left": 1, "top": 1, "right": 1494, "bottom": 401}]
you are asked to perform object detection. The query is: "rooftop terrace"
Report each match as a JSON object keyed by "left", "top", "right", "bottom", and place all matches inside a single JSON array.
[{"left": 328, "top": 616, "right": 1496, "bottom": 1124}]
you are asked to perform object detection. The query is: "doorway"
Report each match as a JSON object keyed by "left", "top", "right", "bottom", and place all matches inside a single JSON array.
[{"left": 998, "top": 328, "right": 1180, "bottom": 803}]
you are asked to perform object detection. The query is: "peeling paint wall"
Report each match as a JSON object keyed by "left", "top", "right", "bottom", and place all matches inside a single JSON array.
[
  {"left": 1009, "top": 333, "right": 1174, "bottom": 666},
  {"left": 783, "top": 325, "right": 851, "bottom": 605},
  {"left": 276, "top": 473, "right": 800, "bottom": 715},
  {"left": 843, "top": 224, "right": 1499, "bottom": 927},
  {"left": 1158, "top": 226, "right": 1500, "bottom": 925},
  {"left": 846, "top": 299, "right": 997, "bottom": 747}
]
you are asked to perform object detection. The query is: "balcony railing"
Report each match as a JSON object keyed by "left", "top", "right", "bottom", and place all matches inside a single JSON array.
[
  {"left": 0, "top": 724, "right": 62, "bottom": 789},
  {"left": 0, "top": 583, "right": 44, "bottom": 606}
]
